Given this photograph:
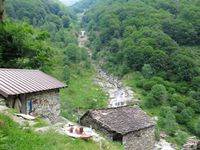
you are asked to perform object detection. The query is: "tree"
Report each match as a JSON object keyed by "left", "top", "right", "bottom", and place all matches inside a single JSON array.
[
  {"left": 142, "top": 64, "right": 154, "bottom": 79},
  {"left": 177, "top": 108, "right": 194, "bottom": 125},
  {"left": 0, "top": 0, "right": 5, "bottom": 23},
  {"left": 62, "top": 15, "right": 70, "bottom": 28},
  {"left": 164, "top": 111, "right": 178, "bottom": 136},
  {"left": 0, "top": 21, "right": 51, "bottom": 70},
  {"left": 158, "top": 107, "right": 178, "bottom": 136},
  {"left": 195, "top": 118, "right": 200, "bottom": 136},
  {"left": 151, "top": 84, "right": 168, "bottom": 103},
  {"left": 172, "top": 54, "right": 196, "bottom": 81},
  {"left": 64, "top": 44, "right": 81, "bottom": 63}
]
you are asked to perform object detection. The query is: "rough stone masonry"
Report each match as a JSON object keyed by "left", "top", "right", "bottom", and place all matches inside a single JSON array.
[{"left": 26, "top": 90, "right": 60, "bottom": 123}]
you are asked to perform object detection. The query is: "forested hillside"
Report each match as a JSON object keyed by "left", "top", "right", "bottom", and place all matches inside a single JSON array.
[
  {"left": 1, "top": 0, "right": 108, "bottom": 120},
  {"left": 74, "top": 0, "right": 200, "bottom": 144},
  {"left": 1, "top": 0, "right": 200, "bottom": 148},
  {"left": 1, "top": 0, "right": 85, "bottom": 77},
  {"left": 0, "top": 1, "right": 116, "bottom": 149}
]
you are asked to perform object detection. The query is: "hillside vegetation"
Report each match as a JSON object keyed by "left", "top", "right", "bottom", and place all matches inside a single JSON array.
[
  {"left": 0, "top": 113, "right": 123, "bottom": 150},
  {"left": 1, "top": 0, "right": 108, "bottom": 123},
  {"left": 74, "top": 0, "right": 200, "bottom": 144},
  {"left": 0, "top": 0, "right": 115, "bottom": 149}
]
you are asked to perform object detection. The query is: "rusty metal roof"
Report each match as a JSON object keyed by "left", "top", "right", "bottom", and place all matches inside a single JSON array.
[{"left": 0, "top": 69, "right": 66, "bottom": 98}]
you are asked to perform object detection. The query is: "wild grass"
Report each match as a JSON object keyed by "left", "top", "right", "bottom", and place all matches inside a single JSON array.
[
  {"left": 60, "top": 67, "right": 108, "bottom": 122},
  {"left": 0, "top": 113, "right": 123, "bottom": 150}
]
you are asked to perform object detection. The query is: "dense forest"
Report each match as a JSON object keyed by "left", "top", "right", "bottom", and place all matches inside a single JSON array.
[
  {"left": 0, "top": 0, "right": 107, "bottom": 121},
  {"left": 74, "top": 0, "right": 200, "bottom": 144},
  {"left": 1, "top": 0, "right": 200, "bottom": 148},
  {"left": 1, "top": 0, "right": 87, "bottom": 78}
]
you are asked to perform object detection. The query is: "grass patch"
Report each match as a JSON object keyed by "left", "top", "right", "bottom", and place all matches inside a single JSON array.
[
  {"left": 33, "top": 118, "right": 49, "bottom": 128},
  {"left": 60, "top": 67, "right": 108, "bottom": 122},
  {"left": 0, "top": 113, "right": 123, "bottom": 150}
]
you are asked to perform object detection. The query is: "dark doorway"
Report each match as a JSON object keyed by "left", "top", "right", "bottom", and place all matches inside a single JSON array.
[{"left": 113, "top": 133, "right": 123, "bottom": 144}]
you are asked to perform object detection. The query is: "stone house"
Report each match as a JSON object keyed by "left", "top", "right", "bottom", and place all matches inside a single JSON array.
[
  {"left": 80, "top": 105, "right": 155, "bottom": 150},
  {"left": 0, "top": 69, "right": 66, "bottom": 122}
]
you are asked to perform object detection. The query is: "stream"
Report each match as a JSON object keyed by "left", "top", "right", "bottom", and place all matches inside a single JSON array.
[
  {"left": 78, "top": 30, "right": 175, "bottom": 150},
  {"left": 78, "top": 30, "right": 140, "bottom": 108}
]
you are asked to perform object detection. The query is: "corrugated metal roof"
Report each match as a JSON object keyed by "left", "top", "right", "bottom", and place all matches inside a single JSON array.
[{"left": 0, "top": 69, "right": 66, "bottom": 98}]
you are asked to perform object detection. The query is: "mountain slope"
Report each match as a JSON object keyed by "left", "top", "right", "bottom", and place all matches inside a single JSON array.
[{"left": 76, "top": 0, "right": 200, "bottom": 146}]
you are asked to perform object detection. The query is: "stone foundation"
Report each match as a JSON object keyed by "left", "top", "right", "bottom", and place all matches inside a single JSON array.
[
  {"left": 123, "top": 127, "right": 155, "bottom": 150},
  {"left": 26, "top": 90, "right": 60, "bottom": 123}
]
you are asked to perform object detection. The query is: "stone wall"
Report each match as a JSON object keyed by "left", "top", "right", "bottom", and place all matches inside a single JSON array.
[
  {"left": 123, "top": 127, "right": 155, "bottom": 150},
  {"left": 80, "top": 114, "right": 114, "bottom": 139},
  {"left": 26, "top": 90, "right": 60, "bottom": 123},
  {"left": 81, "top": 114, "right": 155, "bottom": 150}
]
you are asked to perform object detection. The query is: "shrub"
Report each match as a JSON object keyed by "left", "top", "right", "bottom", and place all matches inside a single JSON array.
[
  {"left": 169, "top": 93, "right": 185, "bottom": 106},
  {"left": 191, "top": 76, "right": 200, "bottom": 90},
  {"left": 150, "top": 84, "right": 168, "bottom": 104},
  {"left": 174, "top": 130, "right": 188, "bottom": 145},
  {"left": 158, "top": 107, "right": 178, "bottom": 136},
  {"left": 136, "top": 80, "right": 144, "bottom": 88},
  {"left": 176, "top": 102, "right": 186, "bottom": 113},
  {"left": 195, "top": 118, "right": 200, "bottom": 136},
  {"left": 160, "top": 106, "right": 173, "bottom": 118},
  {"left": 144, "top": 94, "right": 155, "bottom": 108},
  {"left": 155, "top": 126, "right": 160, "bottom": 141},
  {"left": 142, "top": 80, "right": 156, "bottom": 91},
  {"left": 141, "top": 64, "right": 154, "bottom": 79},
  {"left": 177, "top": 108, "right": 194, "bottom": 124},
  {"left": 164, "top": 112, "right": 178, "bottom": 136}
]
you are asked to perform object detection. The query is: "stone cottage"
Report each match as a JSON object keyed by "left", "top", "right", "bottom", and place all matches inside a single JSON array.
[
  {"left": 80, "top": 105, "right": 155, "bottom": 150},
  {"left": 0, "top": 69, "right": 66, "bottom": 122}
]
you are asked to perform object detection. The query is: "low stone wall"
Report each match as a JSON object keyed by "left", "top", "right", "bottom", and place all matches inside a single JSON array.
[
  {"left": 26, "top": 90, "right": 60, "bottom": 123},
  {"left": 123, "top": 127, "right": 155, "bottom": 150}
]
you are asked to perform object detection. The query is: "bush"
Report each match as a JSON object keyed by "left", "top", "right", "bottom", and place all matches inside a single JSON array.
[
  {"left": 176, "top": 102, "right": 186, "bottom": 113},
  {"left": 169, "top": 93, "right": 185, "bottom": 106},
  {"left": 177, "top": 108, "right": 194, "bottom": 125},
  {"left": 164, "top": 112, "right": 178, "bottom": 136},
  {"left": 158, "top": 107, "right": 178, "bottom": 136},
  {"left": 174, "top": 130, "right": 188, "bottom": 145},
  {"left": 150, "top": 84, "right": 168, "bottom": 104},
  {"left": 191, "top": 76, "right": 200, "bottom": 90},
  {"left": 142, "top": 64, "right": 154, "bottom": 79},
  {"left": 160, "top": 106, "right": 174, "bottom": 118},
  {"left": 155, "top": 126, "right": 160, "bottom": 141},
  {"left": 136, "top": 80, "right": 144, "bottom": 88},
  {"left": 144, "top": 94, "right": 156, "bottom": 108},
  {"left": 142, "top": 80, "right": 156, "bottom": 91},
  {"left": 195, "top": 118, "right": 200, "bottom": 136},
  {"left": 158, "top": 112, "right": 178, "bottom": 136}
]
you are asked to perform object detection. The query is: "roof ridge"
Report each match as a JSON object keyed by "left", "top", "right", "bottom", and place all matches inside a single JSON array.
[
  {"left": 0, "top": 68, "right": 39, "bottom": 72},
  {"left": 91, "top": 105, "right": 139, "bottom": 112}
]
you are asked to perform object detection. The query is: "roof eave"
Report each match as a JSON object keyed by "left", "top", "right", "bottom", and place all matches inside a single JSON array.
[{"left": 0, "top": 90, "right": 8, "bottom": 98}]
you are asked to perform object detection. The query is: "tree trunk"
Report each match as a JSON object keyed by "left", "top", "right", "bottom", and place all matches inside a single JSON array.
[{"left": 0, "top": 0, "right": 5, "bottom": 23}]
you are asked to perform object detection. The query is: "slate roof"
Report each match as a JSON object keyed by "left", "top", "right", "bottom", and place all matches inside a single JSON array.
[
  {"left": 0, "top": 69, "right": 66, "bottom": 98},
  {"left": 81, "top": 105, "right": 155, "bottom": 135}
]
